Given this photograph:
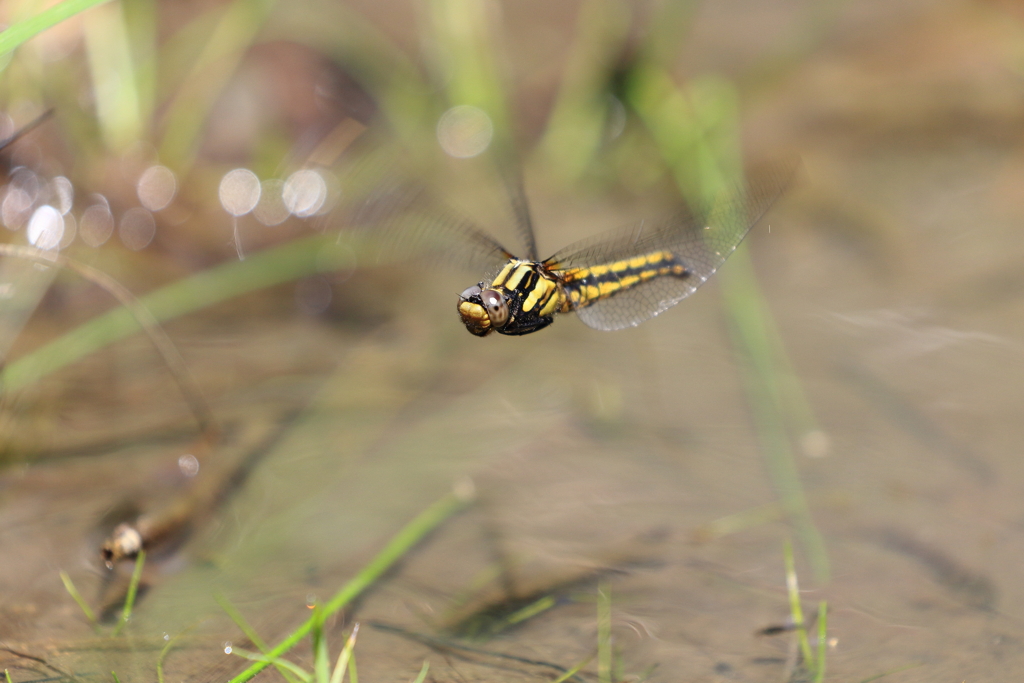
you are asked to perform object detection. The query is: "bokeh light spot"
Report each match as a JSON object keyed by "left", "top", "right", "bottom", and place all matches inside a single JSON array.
[
  {"left": 437, "top": 105, "right": 494, "bottom": 158},
  {"left": 253, "top": 179, "right": 289, "bottom": 226},
  {"left": 59, "top": 212, "right": 77, "bottom": 249},
  {"left": 283, "top": 169, "right": 326, "bottom": 218},
  {"left": 79, "top": 202, "right": 115, "bottom": 247},
  {"left": 2, "top": 187, "right": 33, "bottom": 230},
  {"left": 137, "top": 165, "right": 177, "bottom": 211},
  {"left": 119, "top": 207, "right": 156, "bottom": 251},
  {"left": 26, "top": 205, "right": 64, "bottom": 250},
  {"left": 178, "top": 453, "right": 200, "bottom": 478},
  {"left": 219, "top": 168, "right": 260, "bottom": 216},
  {"left": 51, "top": 176, "right": 74, "bottom": 215}
]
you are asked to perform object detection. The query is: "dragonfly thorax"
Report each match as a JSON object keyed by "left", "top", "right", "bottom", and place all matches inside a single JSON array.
[{"left": 457, "top": 259, "right": 564, "bottom": 336}]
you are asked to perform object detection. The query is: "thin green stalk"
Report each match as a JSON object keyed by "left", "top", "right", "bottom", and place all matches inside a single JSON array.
[
  {"left": 0, "top": 0, "right": 112, "bottom": 58},
  {"left": 111, "top": 672, "right": 121, "bottom": 683},
  {"left": 347, "top": 653, "right": 357, "bottom": 683},
  {"left": 783, "top": 542, "right": 814, "bottom": 669},
  {"left": 112, "top": 550, "right": 146, "bottom": 636},
  {"left": 328, "top": 624, "right": 359, "bottom": 683},
  {"left": 721, "top": 249, "right": 830, "bottom": 582},
  {"left": 550, "top": 653, "right": 593, "bottom": 683},
  {"left": 626, "top": 52, "right": 829, "bottom": 581},
  {"left": 84, "top": 1, "right": 143, "bottom": 151},
  {"left": 4, "top": 668, "right": 12, "bottom": 683},
  {"left": 2, "top": 232, "right": 360, "bottom": 394},
  {"left": 814, "top": 601, "right": 827, "bottom": 683},
  {"left": 156, "top": 627, "right": 195, "bottom": 683},
  {"left": 596, "top": 582, "right": 611, "bottom": 683},
  {"left": 409, "top": 661, "right": 430, "bottom": 683},
  {"left": 217, "top": 595, "right": 301, "bottom": 683},
  {"left": 59, "top": 570, "right": 101, "bottom": 633},
  {"left": 504, "top": 595, "right": 556, "bottom": 628},
  {"left": 312, "top": 608, "right": 330, "bottom": 683},
  {"left": 158, "top": 0, "right": 277, "bottom": 171},
  {"left": 227, "top": 491, "right": 470, "bottom": 683},
  {"left": 230, "top": 648, "right": 310, "bottom": 679}
]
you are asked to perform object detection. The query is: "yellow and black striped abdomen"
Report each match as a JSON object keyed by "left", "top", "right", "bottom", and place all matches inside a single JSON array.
[{"left": 557, "top": 250, "right": 687, "bottom": 311}]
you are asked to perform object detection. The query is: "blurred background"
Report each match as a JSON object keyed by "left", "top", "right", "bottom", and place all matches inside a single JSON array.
[{"left": 1, "top": 0, "right": 1024, "bottom": 680}]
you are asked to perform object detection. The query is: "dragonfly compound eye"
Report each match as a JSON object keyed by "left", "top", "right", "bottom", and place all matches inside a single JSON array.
[
  {"left": 458, "top": 284, "right": 494, "bottom": 336},
  {"left": 480, "top": 289, "right": 509, "bottom": 328}
]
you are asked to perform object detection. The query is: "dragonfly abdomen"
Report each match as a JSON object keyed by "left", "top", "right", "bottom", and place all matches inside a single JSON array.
[{"left": 558, "top": 250, "right": 688, "bottom": 311}]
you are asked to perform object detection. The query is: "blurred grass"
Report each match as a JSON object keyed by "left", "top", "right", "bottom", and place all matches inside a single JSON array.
[
  {"left": 2, "top": 232, "right": 358, "bottom": 392},
  {"left": 85, "top": 1, "right": 144, "bottom": 151},
  {"left": 616, "top": 12, "right": 829, "bottom": 580},
  {"left": 158, "top": 0, "right": 276, "bottom": 171},
  {"left": 0, "top": 0, "right": 111, "bottom": 59}
]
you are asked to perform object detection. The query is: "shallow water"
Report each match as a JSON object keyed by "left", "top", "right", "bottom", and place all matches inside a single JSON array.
[{"left": 4, "top": 1, "right": 1024, "bottom": 682}]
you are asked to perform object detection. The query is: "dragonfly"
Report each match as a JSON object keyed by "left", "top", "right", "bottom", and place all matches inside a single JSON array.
[{"left": 351, "top": 158, "right": 793, "bottom": 336}]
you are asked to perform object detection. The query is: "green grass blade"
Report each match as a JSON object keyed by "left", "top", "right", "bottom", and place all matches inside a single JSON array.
[
  {"left": 112, "top": 549, "right": 146, "bottom": 636},
  {"left": 346, "top": 653, "right": 357, "bottom": 683},
  {"left": 230, "top": 648, "right": 311, "bottom": 680},
  {"left": 783, "top": 542, "right": 814, "bottom": 669},
  {"left": 504, "top": 594, "right": 556, "bottom": 627},
  {"left": 2, "top": 232, "right": 359, "bottom": 394},
  {"left": 84, "top": 1, "right": 143, "bottom": 151},
  {"left": 4, "top": 668, "right": 12, "bottom": 683},
  {"left": 720, "top": 248, "right": 830, "bottom": 582},
  {"left": 550, "top": 652, "right": 594, "bottom": 683},
  {"left": 158, "top": 0, "right": 277, "bottom": 171},
  {"left": 311, "top": 608, "right": 330, "bottom": 683},
  {"left": 538, "top": 0, "right": 631, "bottom": 184},
  {"left": 625, "top": 53, "right": 829, "bottom": 581},
  {"left": 111, "top": 673, "right": 121, "bottom": 683},
  {"left": 217, "top": 595, "right": 301, "bottom": 683},
  {"left": 216, "top": 595, "right": 270, "bottom": 652},
  {"left": 59, "top": 570, "right": 100, "bottom": 631},
  {"left": 596, "top": 582, "right": 611, "bottom": 683},
  {"left": 814, "top": 601, "right": 827, "bottom": 683},
  {"left": 409, "top": 661, "right": 430, "bottom": 683},
  {"left": 328, "top": 624, "right": 359, "bottom": 683},
  {"left": 227, "top": 490, "right": 471, "bottom": 683},
  {"left": 0, "top": 0, "right": 111, "bottom": 58},
  {"left": 156, "top": 627, "right": 196, "bottom": 683}
]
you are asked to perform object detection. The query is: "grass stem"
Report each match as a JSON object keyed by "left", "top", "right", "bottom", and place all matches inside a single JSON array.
[
  {"left": 227, "top": 490, "right": 469, "bottom": 683},
  {"left": 112, "top": 550, "right": 146, "bottom": 637}
]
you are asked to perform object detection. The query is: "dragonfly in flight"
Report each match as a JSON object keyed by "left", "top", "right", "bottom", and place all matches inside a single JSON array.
[{"left": 352, "top": 159, "right": 792, "bottom": 337}]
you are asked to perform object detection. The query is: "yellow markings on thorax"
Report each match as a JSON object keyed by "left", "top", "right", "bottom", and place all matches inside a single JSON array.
[
  {"left": 521, "top": 273, "right": 559, "bottom": 314},
  {"left": 489, "top": 259, "right": 566, "bottom": 319},
  {"left": 558, "top": 249, "right": 685, "bottom": 311},
  {"left": 491, "top": 261, "right": 517, "bottom": 287},
  {"left": 493, "top": 261, "right": 534, "bottom": 292}
]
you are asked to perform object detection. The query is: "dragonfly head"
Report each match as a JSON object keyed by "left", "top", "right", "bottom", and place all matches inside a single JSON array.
[{"left": 458, "top": 284, "right": 510, "bottom": 336}]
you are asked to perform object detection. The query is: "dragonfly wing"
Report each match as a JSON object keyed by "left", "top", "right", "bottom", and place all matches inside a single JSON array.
[
  {"left": 546, "top": 165, "right": 794, "bottom": 330},
  {"left": 572, "top": 272, "right": 702, "bottom": 330},
  {"left": 343, "top": 176, "right": 514, "bottom": 277}
]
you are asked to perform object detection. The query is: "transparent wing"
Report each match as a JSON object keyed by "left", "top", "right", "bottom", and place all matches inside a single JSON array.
[
  {"left": 502, "top": 168, "right": 538, "bottom": 261},
  {"left": 340, "top": 172, "right": 514, "bottom": 278},
  {"left": 545, "top": 165, "right": 794, "bottom": 331}
]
